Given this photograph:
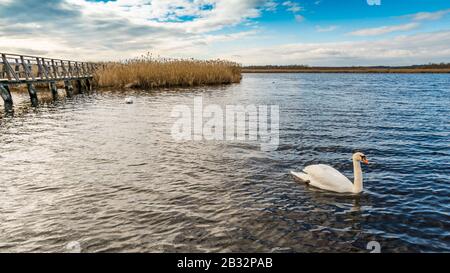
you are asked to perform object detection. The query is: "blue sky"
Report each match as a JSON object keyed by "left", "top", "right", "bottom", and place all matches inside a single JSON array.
[{"left": 0, "top": 0, "right": 449, "bottom": 65}]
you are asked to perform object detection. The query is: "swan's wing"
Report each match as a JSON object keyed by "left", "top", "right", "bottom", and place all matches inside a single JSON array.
[
  {"left": 303, "top": 164, "right": 353, "bottom": 193},
  {"left": 290, "top": 171, "right": 311, "bottom": 183}
]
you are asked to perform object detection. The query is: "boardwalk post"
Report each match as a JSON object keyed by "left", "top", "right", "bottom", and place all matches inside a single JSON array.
[
  {"left": 75, "top": 62, "right": 81, "bottom": 78},
  {"left": 64, "top": 80, "right": 74, "bottom": 98},
  {"left": 76, "top": 79, "right": 83, "bottom": 94},
  {"left": 68, "top": 61, "right": 73, "bottom": 78},
  {"left": 14, "top": 59, "right": 20, "bottom": 77},
  {"left": 2, "top": 54, "right": 20, "bottom": 82},
  {"left": 18, "top": 56, "right": 39, "bottom": 107},
  {"left": 85, "top": 78, "right": 92, "bottom": 92},
  {"left": 41, "top": 58, "right": 50, "bottom": 80},
  {"left": 36, "top": 57, "right": 43, "bottom": 79},
  {"left": 51, "top": 59, "right": 59, "bottom": 79},
  {"left": 49, "top": 82, "right": 58, "bottom": 100},
  {"left": 0, "top": 84, "right": 13, "bottom": 111},
  {"left": 27, "top": 83, "right": 38, "bottom": 107}
]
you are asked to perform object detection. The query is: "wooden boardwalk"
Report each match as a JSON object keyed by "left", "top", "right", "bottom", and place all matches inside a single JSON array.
[{"left": 0, "top": 52, "right": 98, "bottom": 111}]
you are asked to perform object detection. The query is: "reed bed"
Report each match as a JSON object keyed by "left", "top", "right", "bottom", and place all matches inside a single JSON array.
[{"left": 94, "top": 56, "right": 242, "bottom": 89}]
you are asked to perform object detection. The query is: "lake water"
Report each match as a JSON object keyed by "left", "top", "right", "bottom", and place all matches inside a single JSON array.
[{"left": 0, "top": 73, "right": 449, "bottom": 252}]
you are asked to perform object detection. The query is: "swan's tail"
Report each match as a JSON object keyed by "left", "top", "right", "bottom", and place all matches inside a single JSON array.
[{"left": 290, "top": 171, "right": 311, "bottom": 183}]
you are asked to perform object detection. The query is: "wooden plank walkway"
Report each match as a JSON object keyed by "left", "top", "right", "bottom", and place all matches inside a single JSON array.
[{"left": 0, "top": 52, "right": 99, "bottom": 111}]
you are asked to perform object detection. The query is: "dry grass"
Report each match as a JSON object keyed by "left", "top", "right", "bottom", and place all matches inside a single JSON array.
[{"left": 94, "top": 56, "right": 242, "bottom": 89}]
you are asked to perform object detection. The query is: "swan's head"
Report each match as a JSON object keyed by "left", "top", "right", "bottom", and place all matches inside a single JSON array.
[{"left": 353, "top": 152, "right": 369, "bottom": 164}]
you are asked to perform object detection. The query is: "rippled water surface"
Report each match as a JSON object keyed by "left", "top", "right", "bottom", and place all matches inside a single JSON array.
[{"left": 0, "top": 73, "right": 449, "bottom": 252}]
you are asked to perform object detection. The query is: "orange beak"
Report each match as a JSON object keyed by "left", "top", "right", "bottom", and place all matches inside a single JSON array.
[{"left": 362, "top": 159, "right": 369, "bottom": 165}]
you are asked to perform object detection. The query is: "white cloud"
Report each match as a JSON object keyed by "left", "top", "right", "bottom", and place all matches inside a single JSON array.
[
  {"left": 223, "top": 30, "right": 450, "bottom": 66},
  {"left": 67, "top": 0, "right": 268, "bottom": 33},
  {"left": 315, "top": 25, "right": 338, "bottom": 32},
  {"left": 0, "top": 0, "right": 269, "bottom": 60},
  {"left": 282, "top": 1, "right": 304, "bottom": 23},
  {"left": 282, "top": 1, "right": 302, "bottom": 13},
  {"left": 348, "top": 8, "right": 450, "bottom": 38},
  {"left": 294, "top": 15, "right": 305, "bottom": 22},
  {"left": 264, "top": 1, "right": 278, "bottom": 12},
  {"left": 411, "top": 9, "right": 450, "bottom": 21},
  {"left": 349, "top": 22, "right": 419, "bottom": 36}
]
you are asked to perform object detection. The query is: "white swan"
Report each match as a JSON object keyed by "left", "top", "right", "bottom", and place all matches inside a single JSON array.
[
  {"left": 291, "top": 152, "right": 369, "bottom": 194},
  {"left": 125, "top": 97, "right": 134, "bottom": 104}
]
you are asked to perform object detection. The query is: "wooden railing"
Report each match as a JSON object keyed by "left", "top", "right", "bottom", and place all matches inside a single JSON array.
[
  {"left": 0, "top": 52, "right": 98, "bottom": 111},
  {"left": 1, "top": 52, "right": 96, "bottom": 84}
]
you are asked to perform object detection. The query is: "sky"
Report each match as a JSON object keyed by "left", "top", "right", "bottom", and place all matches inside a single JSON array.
[{"left": 0, "top": 0, "right": 449, "bottom": 66}]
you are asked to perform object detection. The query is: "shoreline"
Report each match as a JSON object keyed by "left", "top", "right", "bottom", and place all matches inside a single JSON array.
[{"left": 242, "top": 68, "right": 450, "bottom": 74}]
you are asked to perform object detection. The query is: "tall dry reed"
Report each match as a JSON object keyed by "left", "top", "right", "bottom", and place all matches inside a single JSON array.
[{"left": 94, "top": 56, "right": 241, "bottom": 89}]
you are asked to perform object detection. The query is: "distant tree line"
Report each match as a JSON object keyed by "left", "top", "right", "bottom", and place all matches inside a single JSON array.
[
  {"left": 407, "top": 63, "right": 450, "bottom": 69},
  {"left": 244, "top": 63, "right": 450, "bottom": 69}
]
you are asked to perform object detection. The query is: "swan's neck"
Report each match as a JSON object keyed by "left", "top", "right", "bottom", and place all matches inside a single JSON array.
[{"left": 352, "top": 159, "right": 363, "bottom": 193}]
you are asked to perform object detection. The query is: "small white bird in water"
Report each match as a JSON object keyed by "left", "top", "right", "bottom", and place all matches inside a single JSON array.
[
  {"left": 125, "top": 97, "right": 134, "bottom": 104},
  {"left": 291, "top": 152, "right": 369, "bottom": 194}
]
